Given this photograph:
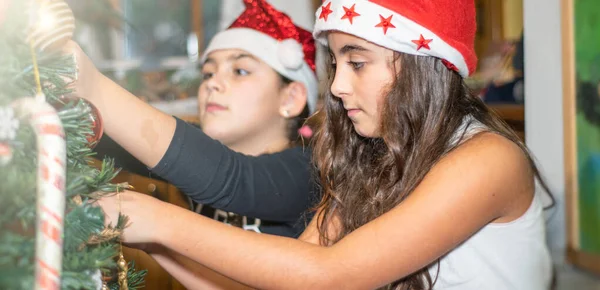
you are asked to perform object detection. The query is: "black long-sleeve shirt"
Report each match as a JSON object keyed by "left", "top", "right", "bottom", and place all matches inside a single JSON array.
[{"left": 95, "top": 118, "right": 318, "bottom": 237}]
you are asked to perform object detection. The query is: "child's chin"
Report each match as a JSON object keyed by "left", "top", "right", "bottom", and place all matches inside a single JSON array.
[
  {"left": 202, "top": 124, "right": 234, "bottom": 140},
  {"left": 352, "top": 125, "right": 379, "bottom": 138}
]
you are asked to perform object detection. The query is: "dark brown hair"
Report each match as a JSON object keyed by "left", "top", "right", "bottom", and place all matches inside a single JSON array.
[{"left": 312, "top": 52, "right": 553, "bottom": 289}]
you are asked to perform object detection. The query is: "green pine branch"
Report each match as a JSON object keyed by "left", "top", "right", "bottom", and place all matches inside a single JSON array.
[{"left": 0, "top": 1, "right": 146, "bottom": 289}]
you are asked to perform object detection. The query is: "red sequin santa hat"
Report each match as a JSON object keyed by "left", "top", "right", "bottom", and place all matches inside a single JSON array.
[
  {"left": 202, "top": 0, "right": 319, "bottom": 113},
  {"left": 314, "top": 0, "right": 477, "bottom": 77}
]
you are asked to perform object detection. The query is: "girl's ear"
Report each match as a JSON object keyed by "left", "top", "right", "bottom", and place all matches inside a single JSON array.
[{"left": 279, "top": 82, "right": 308, "bottom": 118}]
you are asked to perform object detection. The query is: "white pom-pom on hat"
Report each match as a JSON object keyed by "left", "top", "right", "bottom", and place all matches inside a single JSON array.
[{"left": 277, "top": 39, "right": 305, "bottom": 70}]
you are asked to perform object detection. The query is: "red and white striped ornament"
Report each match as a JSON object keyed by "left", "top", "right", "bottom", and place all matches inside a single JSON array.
[
  {"left": 27, "top": 0, "right": 75, "bottom": 52},
  {"left": 14, "top": 95, "right": 67, "bottom": 290}
]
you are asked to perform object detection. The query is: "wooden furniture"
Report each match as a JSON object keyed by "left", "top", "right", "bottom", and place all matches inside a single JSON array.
[{"left": 488, "top": 104, "right": 525, "bottom": 141}]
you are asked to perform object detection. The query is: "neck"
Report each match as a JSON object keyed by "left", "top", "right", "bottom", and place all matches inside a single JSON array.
[{"left": 227, "top": 134, "right": 290, "bottom": 156}]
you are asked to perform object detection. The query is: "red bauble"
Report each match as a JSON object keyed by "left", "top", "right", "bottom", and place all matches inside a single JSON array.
[
  {"left": 50, "top": 95, "right": 103, "bottom": 148},
  {"left": 85, "top": 100, "right": 104, "bottom": 147}
]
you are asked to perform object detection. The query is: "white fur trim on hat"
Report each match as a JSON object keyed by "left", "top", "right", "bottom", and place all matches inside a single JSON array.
[
  {"left": 277, "top": 39, "right": 305, "bottom": 70},
  {"left": 314, "top": 0, "right": 470, "bottom": 77},
  {"left": 202, "top": 28, "right": 318, "bottom": 113}
]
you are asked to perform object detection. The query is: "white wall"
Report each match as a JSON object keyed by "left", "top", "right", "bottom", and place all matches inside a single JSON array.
[{"left": 523, "top": 0, "right": 566, "bottom": 262}]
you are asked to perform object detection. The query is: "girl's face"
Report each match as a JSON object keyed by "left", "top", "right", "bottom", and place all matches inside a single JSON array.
[
  {"left": 328, "top": 32, "right": 396, "bottom": 138},
  {"left": 198, "top": 49, "right": 287, "bottom": 148}
]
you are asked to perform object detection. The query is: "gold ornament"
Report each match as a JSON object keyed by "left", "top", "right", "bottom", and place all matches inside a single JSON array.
[
  {"left": 117, "top": 253, "right": 127, "bottom": 271},
  {"left": 117, "top": 252, "right": 129, "bottom": 290},
  {"left": 101, "top": 283, "right": 109, "bottom": 290},
  {"left": 27, "top": 0, "right": 75, "bottom": 52},
  {"left": 117, "top": 190, "right": 128, "bottom": 290}
]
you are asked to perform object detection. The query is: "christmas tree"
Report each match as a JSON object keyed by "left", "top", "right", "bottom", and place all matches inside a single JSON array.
[{"left": 0, "top": 1, "right": 145, "bottom": 289}]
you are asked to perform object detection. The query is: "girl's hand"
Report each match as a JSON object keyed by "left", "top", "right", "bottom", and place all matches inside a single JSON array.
[{"left": 97, "top": 190, "right": 164, "bottom": 245}]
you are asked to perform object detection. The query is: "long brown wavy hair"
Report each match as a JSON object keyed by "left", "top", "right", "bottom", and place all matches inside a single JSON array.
[{"left": 311, "top": 52, "right": 554, "bottom": 289}]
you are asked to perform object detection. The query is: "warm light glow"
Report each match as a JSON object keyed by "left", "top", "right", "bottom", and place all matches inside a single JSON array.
[{"left": 36, "top": 5, "right": 56, "bottom": 32}]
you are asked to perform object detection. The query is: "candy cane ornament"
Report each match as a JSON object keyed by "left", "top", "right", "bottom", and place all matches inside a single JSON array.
[
  {"left": 21, "top": 1, "right": 75, "bottom": 288},
  {"left": 16, "top": 95, "right": 66, "bottom": 290}
]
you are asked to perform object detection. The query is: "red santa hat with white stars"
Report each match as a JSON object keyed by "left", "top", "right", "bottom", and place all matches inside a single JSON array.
[
  {"left": 313, "top": 0, "right": 478, "bottom": 77},
  {"left": 203, "top": 0, "right": 319, "bottom": 113}
]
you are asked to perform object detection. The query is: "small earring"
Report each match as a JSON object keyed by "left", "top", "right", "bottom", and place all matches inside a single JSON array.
[{"left": 282, "top": 110, "right": 290, "bottom": 118}]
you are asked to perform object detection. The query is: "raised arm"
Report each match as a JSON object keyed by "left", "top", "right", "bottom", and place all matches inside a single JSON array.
[
  {"left": 69, "top": 42, "right": 316, "bottom": 221},
  {"left": 101, "top": 133, "right": 533, "bottom": 289},
  {"left": 68, "top": 41, "right": 175, "bottom": 168}
]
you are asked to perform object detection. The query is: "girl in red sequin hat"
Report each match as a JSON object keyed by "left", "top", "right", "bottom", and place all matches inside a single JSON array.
[
  {"left": 95, "top": 1, "right": 554, "bottom": 289},
  {"left": 197, "top": 0, "right": 319, "bottom": 148}
]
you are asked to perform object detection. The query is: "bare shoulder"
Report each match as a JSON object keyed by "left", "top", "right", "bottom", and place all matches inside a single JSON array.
[
  {"left": 414, "top": 132, "right": 534, "bottom": 223},
  {"left": 448, "top": 132, "right": 532, "bottom": 179}
]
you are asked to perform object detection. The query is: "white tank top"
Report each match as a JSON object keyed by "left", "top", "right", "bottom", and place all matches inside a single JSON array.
[{"left": 427, "top": 119, "right": 552, "bottom": 290}]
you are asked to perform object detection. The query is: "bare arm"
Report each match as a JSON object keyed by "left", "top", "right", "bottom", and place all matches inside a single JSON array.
[
  {"left": 67, "top": 42, "right": 175, "bottom": 168},
  {"left": 70, "top": 43, "right": 316, "bottom": 222},
  {"left": 101, "top": 133, "right": 534, "bottom": 289},
  {"left": 297, "top": 205, "right": 340, "bottom": 245},
  {"left": 149, "top": 246, "right": 254, "bottom": 290},
  {"left": 146, "top": 218, "right": 323, "bottom": 290}
]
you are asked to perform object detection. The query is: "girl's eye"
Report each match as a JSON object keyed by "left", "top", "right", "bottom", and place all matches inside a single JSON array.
[
  {"left": 202, "top": 72, "right": 214, "bottom": 80},
  {"left": 329, "top": 54, "right": 337, "bottom": 70},
  {"left": 235, "top": 69, "right": 250, "bottom": 76},
  {"left": 348, "top": 61, "right": 365, "bottom": 70}
]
